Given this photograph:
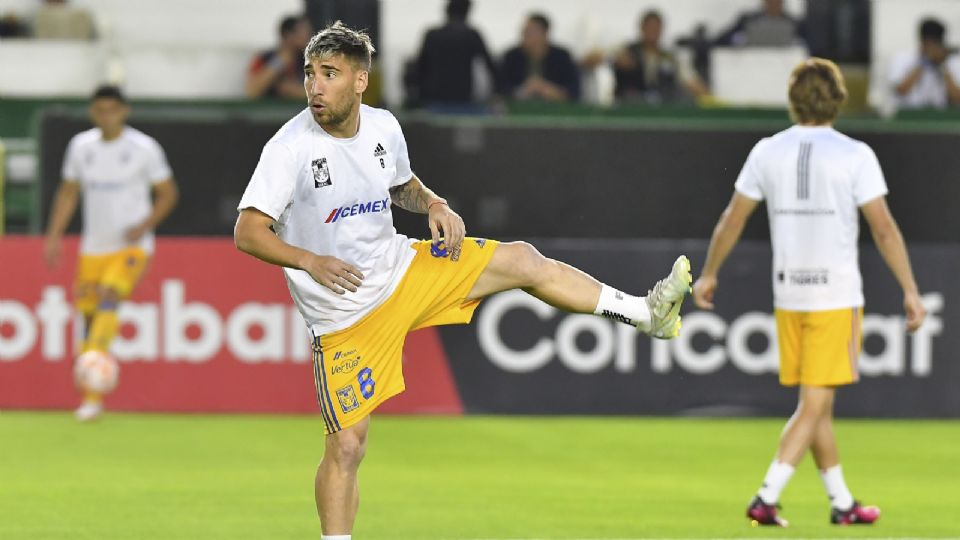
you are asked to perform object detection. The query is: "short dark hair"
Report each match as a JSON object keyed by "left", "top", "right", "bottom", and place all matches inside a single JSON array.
[
  {"left": 305, "top": 21, "right": 375, "bottom": 70},
  {"left": 446, "top": 0, "right": 471, "bottom": 20},
  {"left": 641, "top": 9, "right": 662, "bottom": 26},
  {"left": 920, "top": 17, "right": 946, "bottom": 43},
  {"left": 90, "top": 84, "right": 126, "bottom": 103},
  {"left": 527, "top": 13, "right": 550, "bottom": 33},
  {"left": 279, "top": 15, "right": 305, "bottom": 38}
]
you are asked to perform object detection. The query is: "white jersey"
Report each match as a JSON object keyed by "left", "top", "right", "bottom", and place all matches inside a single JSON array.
[
  {"left": 238, "top": 105, "right": 417, "bottom": 335},
  {"left": 61, "top": 127, "right": 172, "bottom": 255},
  {"left": 735, "top": 125, "right": 888, "bottom": 311}
]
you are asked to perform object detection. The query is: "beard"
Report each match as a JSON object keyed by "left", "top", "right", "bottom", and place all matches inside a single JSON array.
[{"left": 314, "top": 98, "right": 353, "bottom": 129}]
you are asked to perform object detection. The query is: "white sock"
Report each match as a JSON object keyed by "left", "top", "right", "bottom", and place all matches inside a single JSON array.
[
  {"left": 321, "top": 535, "right": 350, "bottom": 540},
  {"left": 820, "top": 464, "right": 854, "bottom": 510},
  {"left": 757, "top": 460, "right": 795, "bottom": 504},
  {"left": 593, "top": 284, "right": 651, "bottom": 330}
]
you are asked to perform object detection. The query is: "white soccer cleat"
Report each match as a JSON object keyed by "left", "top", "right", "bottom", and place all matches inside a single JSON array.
[
  {"left": 641, "top": 255, "right": 692, "bottom": 340},
  {"left": 74, "top": 401, "right": 103, "bottom": 422}
]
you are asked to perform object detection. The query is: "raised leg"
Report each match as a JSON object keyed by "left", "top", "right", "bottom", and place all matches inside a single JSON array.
[{"left": 467, "top": 241, "right": 601, "bottom": 311}]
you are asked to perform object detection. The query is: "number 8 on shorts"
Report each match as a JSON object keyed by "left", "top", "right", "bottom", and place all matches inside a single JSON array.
[{"left": 357, "top": 367, "right": 375, "bottom": 399}]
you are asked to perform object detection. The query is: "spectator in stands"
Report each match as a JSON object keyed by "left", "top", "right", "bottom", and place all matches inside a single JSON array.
[
  {"left": 33, "top": 0, "right": 94, "bottom": 40},
  {"left": 0, "top": 13, "right": 28, "bottom": 37},
  {"left": 246, "top": 15, "right": 313, "bottom": 100},
  {"left": 414, "top": 0, "right": 497, "bottom": 109},
  {"left": 613, "top": 9, "right": 710, "bottom": 104},
  {"left": 714, "top": 0, "right": 806, "bottom": 48},
  {"left": 500, "top": 13, "right": 580, "bottom": 102},
  {"left": 888, "top": 18, "right": 960, "bottom": 109}
]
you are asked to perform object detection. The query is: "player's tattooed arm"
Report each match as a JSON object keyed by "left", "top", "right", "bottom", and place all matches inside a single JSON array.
[
  {"left": 388, "top": 175, "right": 439, "bottom": 214},
  {"left": 390, "top": 175, "right": 466, "bottom": 253}
]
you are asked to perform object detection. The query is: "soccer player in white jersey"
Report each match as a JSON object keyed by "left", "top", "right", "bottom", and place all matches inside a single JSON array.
[
  {"left": 44, "top": 85, "right": 179, "bottom": 421},
  {"left": 692, "top": 58, "right": 926, "bottom": 527},
  {"left": 234, "top": 22, "right": 692, "bottom": 539}
]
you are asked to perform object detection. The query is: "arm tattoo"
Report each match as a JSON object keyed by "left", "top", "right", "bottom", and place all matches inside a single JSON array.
[{"left": 389, "top": 178, "right": 435, "bottom": 214}]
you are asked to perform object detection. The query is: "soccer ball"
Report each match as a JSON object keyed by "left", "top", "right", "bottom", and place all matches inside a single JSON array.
[{"left": 74, "top": 351, "right": 120, "bottom": 394}]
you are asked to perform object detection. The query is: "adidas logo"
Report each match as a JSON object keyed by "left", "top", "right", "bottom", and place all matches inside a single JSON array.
[{"left": 374, "top": 143, "right": 387, "bottom": 157}]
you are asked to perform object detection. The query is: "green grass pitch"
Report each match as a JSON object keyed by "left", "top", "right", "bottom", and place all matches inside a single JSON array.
[{"left": 2, "top": 412, "right": 958, "bottom": 539}]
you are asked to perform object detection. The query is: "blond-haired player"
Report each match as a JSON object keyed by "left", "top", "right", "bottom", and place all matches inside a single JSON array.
[
  {"left": 234, "top": 22, "right": 691, "bottom": 539},
  {"left": 693, "top": 58, "right": 926, "bottom": 526},
  {"left": 45, "top": 85, "right": 179, "bottom": 421}
]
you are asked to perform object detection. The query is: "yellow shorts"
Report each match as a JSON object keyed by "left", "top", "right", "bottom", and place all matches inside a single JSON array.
[
  {"left": 74, "top": 247, "right": 150, "bottom": 314},
  {"left": 312, "top": 238, "right": 498, "bottom": 435},
  {"left": 775, "top": 307, "right": 863, "bottom": 387}
]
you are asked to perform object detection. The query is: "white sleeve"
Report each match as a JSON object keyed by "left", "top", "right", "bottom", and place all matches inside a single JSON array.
[
  {"left": 887, "top": 51, "right": 918, "bottom": 87},
  {"left": 61, "top": 137, "right": 81, "bottom": 181},
  {"left": 238, "top": 142, "right": 297, "bottom": 221},
  {"left": 946, "top": 54, "right": 960, "bottom": 85},
  {"left": 733, "top": 142, "right": 765, "bottom": 201},
  {"left": 389, "top": 116, "right": 413, "bottom": 187},
  {"left": 145, "top": 138, "right": 173, "bottom": 184},
  {"left": 853, "top": 144, "right": 888, "bottom": 205}
]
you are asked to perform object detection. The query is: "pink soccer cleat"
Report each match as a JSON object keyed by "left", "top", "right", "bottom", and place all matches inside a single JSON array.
[
  {"left": 746, "top": 495, "right": 789, "bottom": 527},
  {"left": 831, "top": 501, "right": 880, "bottom": 525}
]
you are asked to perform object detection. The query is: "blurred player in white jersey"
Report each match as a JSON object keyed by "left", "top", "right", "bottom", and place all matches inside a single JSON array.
[
  {"left": 234, "top": 22, "right": 692, "bottom": 539},
  {"left": 44, "top": 85, "right": 179, "bottom": 421},
  {"left": 693, "top": 58, "right": 926, "bottom": 527}
]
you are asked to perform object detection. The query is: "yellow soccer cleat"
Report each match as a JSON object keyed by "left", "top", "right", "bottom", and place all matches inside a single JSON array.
[{"left": 642, "top": 255, "right": 692, "bottom": 340}]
